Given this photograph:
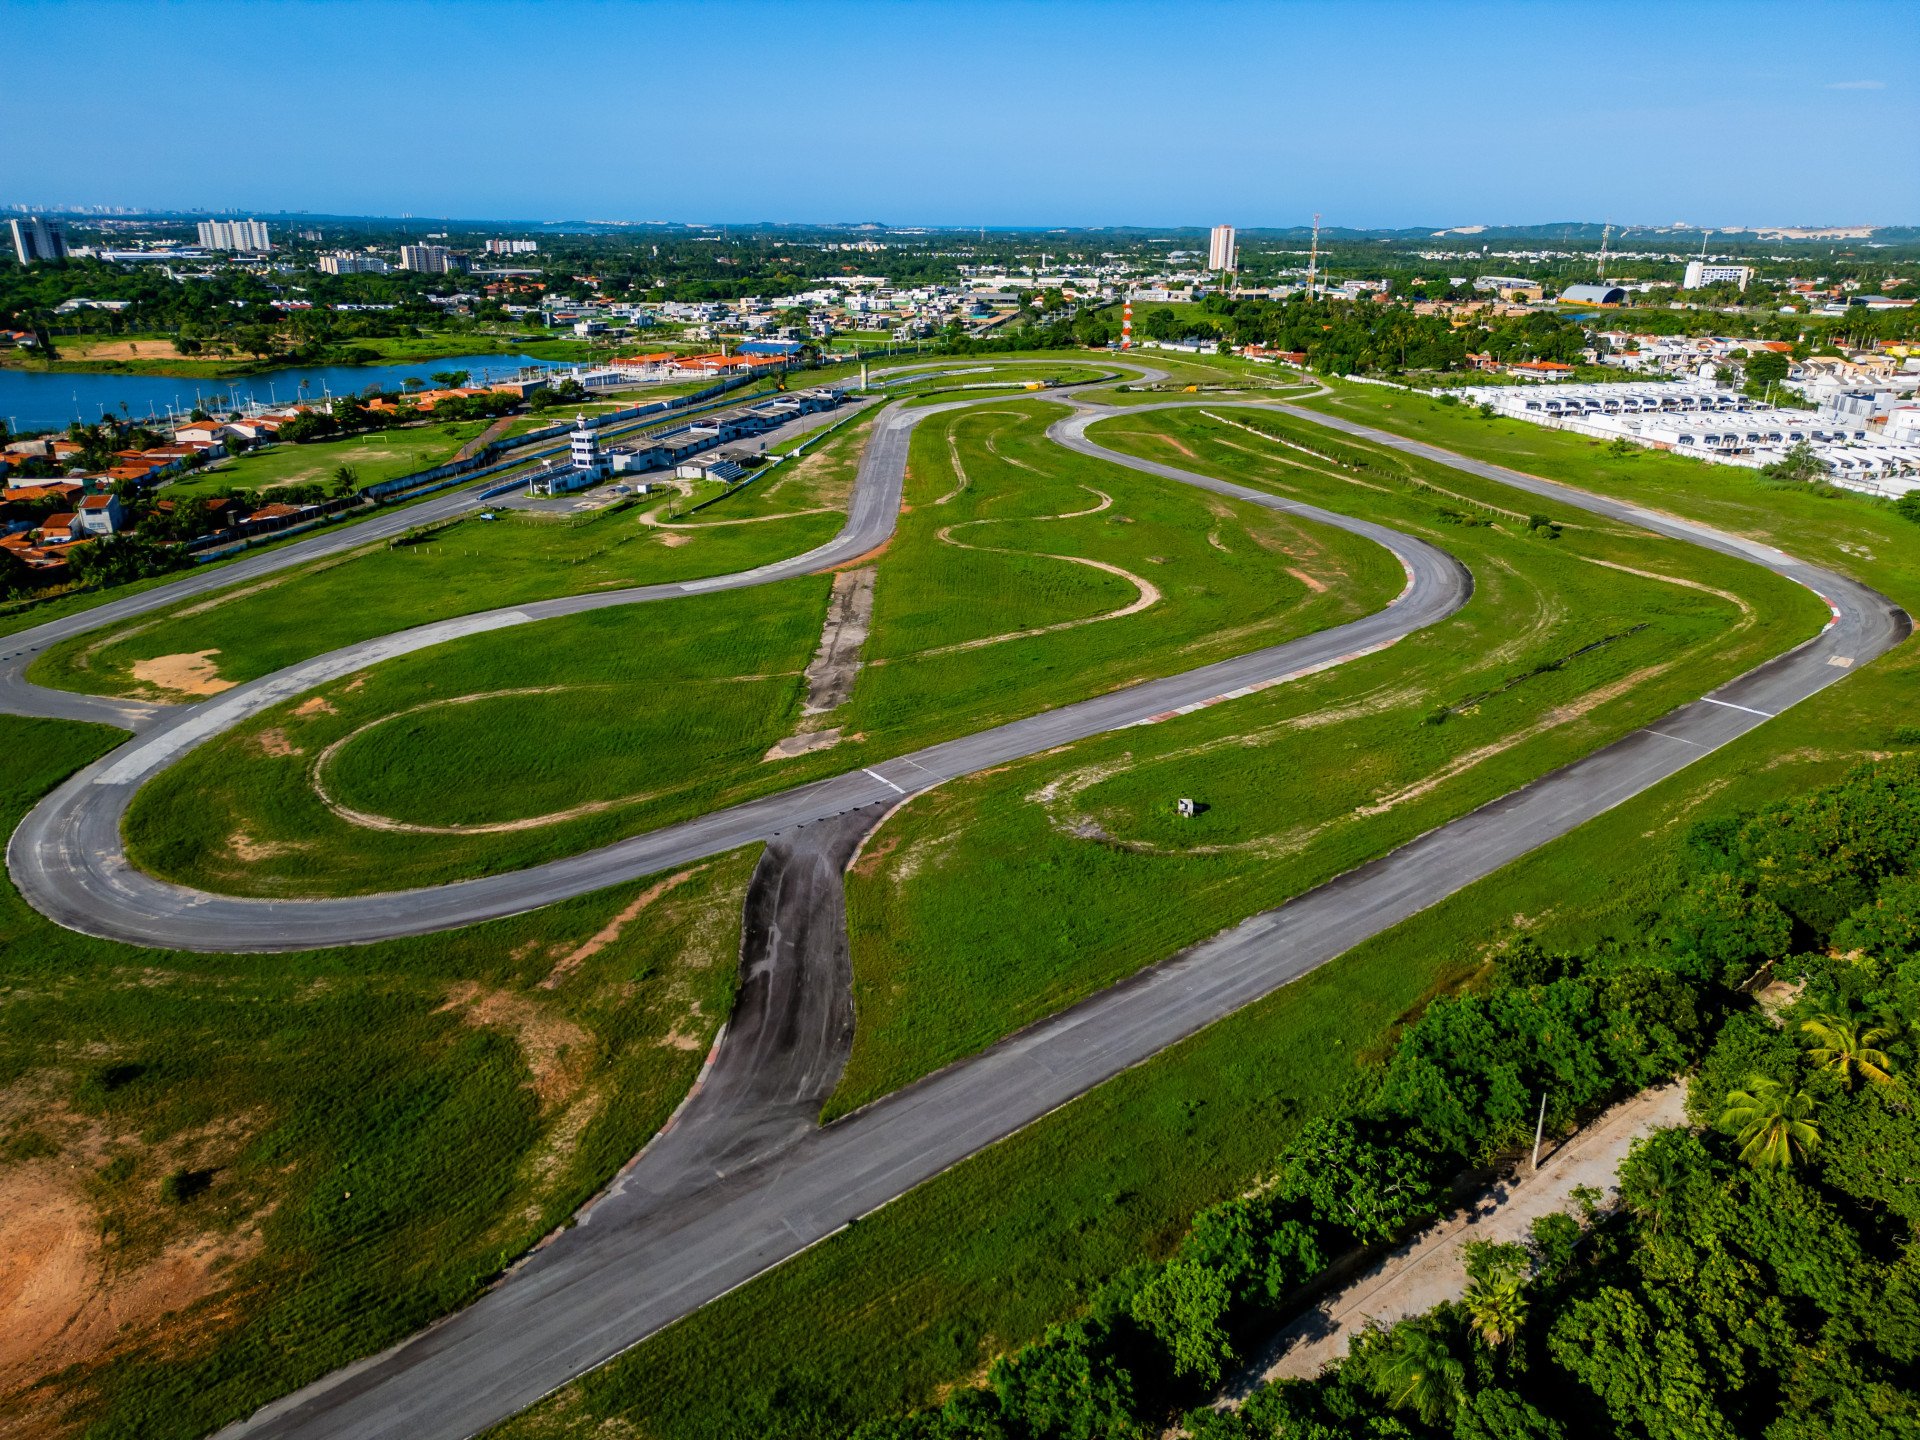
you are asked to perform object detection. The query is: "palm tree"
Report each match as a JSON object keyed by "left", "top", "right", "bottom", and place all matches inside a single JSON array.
[
  {"left": 1801, "top": 1015, "right": 1896, "bottom": 1089},
  {"left": 1370, "top": 1324, "right": 1466, "bottom": 1425},
  {"left": 1464, "top": 1271, "right": 1528, "bottom": 1347},
  {"left": 1720, "top": 1076, "right": 1820, "bottom": 1168}
]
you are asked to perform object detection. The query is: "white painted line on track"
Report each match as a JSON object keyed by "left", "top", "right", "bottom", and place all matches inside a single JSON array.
[
  {"left": 863, "top": 768, "right": 905, "bottom": 794},
  {"left": 1645, "top": 729, "right": 1708, "bottom": 748},
  {"left": 1701, "top": 696, "right": 1775, "bottom": 719}
]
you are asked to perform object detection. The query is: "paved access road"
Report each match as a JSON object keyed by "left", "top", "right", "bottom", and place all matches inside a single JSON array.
[{"left": 202, "top": 400, "right": 1902, "bottom": 1440}]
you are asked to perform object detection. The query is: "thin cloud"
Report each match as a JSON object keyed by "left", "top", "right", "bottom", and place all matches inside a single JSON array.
[{"left": 1826, "top": 79, "right": 1885, "bottom": 90}]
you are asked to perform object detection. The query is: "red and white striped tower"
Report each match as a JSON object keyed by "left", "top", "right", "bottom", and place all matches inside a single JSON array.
[{"left": 1121, "top": 296, "right": 1133, "bottom": 350}]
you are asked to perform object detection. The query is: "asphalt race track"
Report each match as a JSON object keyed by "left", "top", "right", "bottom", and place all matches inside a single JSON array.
[{"left": 0, "top": 371, "right": 1906, "bottom": 1440}]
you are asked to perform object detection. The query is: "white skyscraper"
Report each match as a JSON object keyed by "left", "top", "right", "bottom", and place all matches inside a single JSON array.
[
  {"left": 1682, "top": 260, "right": 1753, "bottom": 291},
  {"left": 1208, "top": 224, "right": 1237, "bottom": 273},
  {"left": 399, "top": 244, "right": 463, "bottom": 274},
  {"left": 10, "top": 216, "right": 69, "bottom": 265},
  {"left": 196, "top": 218, "right": 271, "bottom": 252}
]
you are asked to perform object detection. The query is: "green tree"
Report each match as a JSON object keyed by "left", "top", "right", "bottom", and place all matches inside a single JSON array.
[
  {"left": 1461, "top": 1241, "right": 1529, "bottom": 1346},
  {"left": 1800, "top": 1015, "right": 1896, "bottom": 1089},
  {"left": 1361, "top": 1320, "right": 1466, "bottom": 1425},
  {"left": 1762, "top": 440, "right": 1828, "bottom": 484},
  {"left": 1720, "top": 1075, "right": 1820, "bottom": 1168}
]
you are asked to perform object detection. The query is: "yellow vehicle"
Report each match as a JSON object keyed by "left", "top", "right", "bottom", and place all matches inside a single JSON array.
[
  {"left": 1022, "top": 379, "right": 1059, "bottom": 391},
  {"left": 1183, "top": 384, "right": 1199, "bottom": 392}
]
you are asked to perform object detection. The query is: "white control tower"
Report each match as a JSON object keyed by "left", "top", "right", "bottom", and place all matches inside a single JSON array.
[{"left": 569, "top": 413, "right": 608, "bottom": 481}]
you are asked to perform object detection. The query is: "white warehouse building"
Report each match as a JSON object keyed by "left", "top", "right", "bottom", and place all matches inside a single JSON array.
[{"left": 1454, "top": 381, "right": 1920, "bottom": 496}]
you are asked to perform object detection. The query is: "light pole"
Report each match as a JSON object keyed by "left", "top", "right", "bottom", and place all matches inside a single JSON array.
[{"left": 1531, "top": 1092, "right": 1548, "bottom": 1172}]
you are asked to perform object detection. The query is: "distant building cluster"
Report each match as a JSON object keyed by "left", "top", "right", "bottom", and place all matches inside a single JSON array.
[
  {"left": 196, "top": 218, "right": 271, "bottom": 252},
  {"left": 319, "top": 251, "right": 392, "bottom": 275},
  {"left": 9, "top": 216, "right": 68, "bottom": 265},
  {"left": 399, "top": 243, "right": 466, "bottom": 274},
  {"left": 1456, "top": 380, "right": 1920, "bottom": 494},
  {"left": 485, "top": 238, "right": 538, "bottom": 254}
]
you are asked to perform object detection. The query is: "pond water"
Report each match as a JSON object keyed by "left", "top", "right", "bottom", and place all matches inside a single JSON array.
[{"left": 0, "top": 353, "right": 566, "bottom": 434}]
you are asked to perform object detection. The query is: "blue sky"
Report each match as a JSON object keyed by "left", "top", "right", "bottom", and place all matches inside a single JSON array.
[{"left": 2, "top": 0, "right": 1913, "bottom": 227}]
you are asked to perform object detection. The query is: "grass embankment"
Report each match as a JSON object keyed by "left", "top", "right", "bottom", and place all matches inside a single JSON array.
[
  {"left": 0, "top": 713, "right": 755, "bottom": 1440},
  {"left": 126, "top": 400, "right": 1394, "bottom": 897},
  {"left": 829, "top": 405, "right": 1823, "bottom": 1111},
  {"left": 488, "top": 416, "right": 1920, "bottom": 1440},
  {"left": 122, "top": 578, "right": 831, "bottom": 895}
]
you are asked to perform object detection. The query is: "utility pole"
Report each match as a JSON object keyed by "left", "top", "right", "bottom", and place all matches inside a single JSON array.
[
  {"left": 1306, "top": 213, "right": 1321, "bottom": 301},
  {"left": 1531, "top": 1091, "right": 1548, "bottom": 1172}
]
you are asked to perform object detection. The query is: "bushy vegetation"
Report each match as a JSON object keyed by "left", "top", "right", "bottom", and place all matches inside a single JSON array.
[{"left": 831, "top": 756, "right": 1920, "bottom": 1440}]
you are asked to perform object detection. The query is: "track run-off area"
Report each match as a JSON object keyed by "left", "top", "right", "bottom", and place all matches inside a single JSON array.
[{"left": 0, "top": 358, "right": 1907, "bottom": 1440}]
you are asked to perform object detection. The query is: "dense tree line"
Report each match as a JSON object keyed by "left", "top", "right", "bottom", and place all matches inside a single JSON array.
[{"left": 847, "top": 755, "right": 1920, "bottom": 1440}]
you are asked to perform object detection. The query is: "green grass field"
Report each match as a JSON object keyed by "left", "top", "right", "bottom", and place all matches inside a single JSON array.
[
  {"left": 119, "top": 400, "right": 1397, "bottom": 897},
  {"left": 164, "top": 419, "right": 498, "bottom": 498},
  {"left": 0, "top": 713, "right": 756, "bottom": 1439},
  {"left": 828, "top": 403, "right": 1823, "bottom": 1112},
  {"left": 31, "top": 502, "right": 846, "bottom": 701},
  {"left": 123, "top": 577, "right": 832, "bottom": 895},
  {"left": 485, "top": 406, "right": 1920, "bottom": 1440}
]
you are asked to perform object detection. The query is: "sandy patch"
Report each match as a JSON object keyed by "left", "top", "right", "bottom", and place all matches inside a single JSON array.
[
  {"left": 130, "top": 650, "right": 233, "bottom": 697},
  {"left": 539, "top": 868, "right": 705, "bottom": 989},
  {"left": 227, "top": 831, "right": 300, "bottom": 862},
  {"left": 439, "top": 983, "right": 590, "bottom": 1109},
  {"left": 764, "top": 728, "right": 845, "bottom": 761},
  {"left": 0, "top": 1160, "right": 261, "bottom": 1418},
  {"left": 656, "top": 532, "right": 693, "bottom": 547},
  {"left": 1286, "top": 566, "right": 1328, "bottom": 594},
  {"left": 801, "top": 567, "right": 875, "bottom": 715},
  {"left": 292, "top": 696, "right": 337, "bottom": 717},
  {"left": 255, "top": 728, "right": 301, "bottom": 758}
]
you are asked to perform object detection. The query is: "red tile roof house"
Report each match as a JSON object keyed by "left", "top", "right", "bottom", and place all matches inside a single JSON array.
[
  {"left": 75, "top": 493, "right": 126, "bottom": 537},
  {"left": 36, "top": 512, "right": 86, "bottom": 545}
]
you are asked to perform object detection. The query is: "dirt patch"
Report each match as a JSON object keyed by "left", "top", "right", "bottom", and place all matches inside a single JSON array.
[
  {"left": 292, "top": 696, "right": 337, "bottom": 718},
  {"left": 801, "top": 567, "right": 875, "bottom": 715},
  {"left": 656, "top": 532, "right": 693, "bottom": 547},
  {"left": 0, "top": 1085, "right": 266, "bottom": 1425},
  {"left": 764, "top": 728, "right": 845, "bottom": 761},
  {"left": 130, "top": 650, "right": 234, "bottom": 697},
  {"left": 0, "top": 1160, "right": 262, "bottom": 1420},
  {"left": 439, "top": 983, "right": 591, "bottom": 1109},
  {"left": 1286, "top": 566, "right": 1328, "bottom": 594},
  {"left": 539, "top": 868, "right": 705, "bottom": 990},
  {"left": 823, "top": 534, "right": 893, "bottom": 572},
  {"left": 1153, "top": 433, "right": 1198, "bottom": 459},
  {"left": 227, "top": 831, "right": 300, "bottom": 863},
  {"left": 255, "top": 728, "right": 301, "bottom": 758}
]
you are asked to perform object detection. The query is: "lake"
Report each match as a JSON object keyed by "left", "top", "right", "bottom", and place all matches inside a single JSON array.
[{"left": 0, "top": 353, "right": 566, "bottom": 434}]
